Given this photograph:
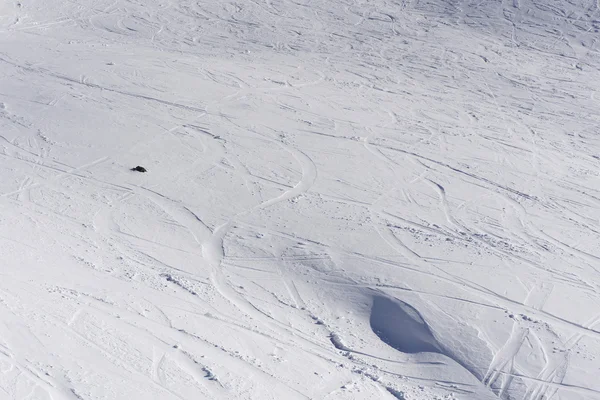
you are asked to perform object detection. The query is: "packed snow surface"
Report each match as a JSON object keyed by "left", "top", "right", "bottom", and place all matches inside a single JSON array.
[{"left": 1, "top": 0, "right": 600, "bottom": 399}]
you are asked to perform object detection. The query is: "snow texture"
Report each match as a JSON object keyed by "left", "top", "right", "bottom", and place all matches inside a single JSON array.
[{"left": 0, "top": 0, "right": 600, "bottom": 399}]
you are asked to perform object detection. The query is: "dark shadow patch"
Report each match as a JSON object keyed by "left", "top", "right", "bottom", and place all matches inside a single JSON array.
[{"left": 370, "top": 295, "right": 442, "bottom": 354}]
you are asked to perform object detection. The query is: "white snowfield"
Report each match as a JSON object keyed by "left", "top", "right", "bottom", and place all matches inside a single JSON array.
[{"left": 0, "top": 0, "right": 599, "bottom": 398}]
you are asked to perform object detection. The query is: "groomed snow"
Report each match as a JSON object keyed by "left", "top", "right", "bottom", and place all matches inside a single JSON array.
[{"left": 1, "top": 0, "right": 599, "bottom": 399}]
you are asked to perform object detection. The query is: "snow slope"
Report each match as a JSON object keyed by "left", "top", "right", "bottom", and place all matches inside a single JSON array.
[{"left": 1, "top": 0, "right": 600, "bottom": 398}]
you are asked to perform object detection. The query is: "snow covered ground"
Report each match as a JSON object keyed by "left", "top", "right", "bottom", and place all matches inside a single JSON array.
[{"left": 1, "top": 0, "right": 599, "bottom": 398}]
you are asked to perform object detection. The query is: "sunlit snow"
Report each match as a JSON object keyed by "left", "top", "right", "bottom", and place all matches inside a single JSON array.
[{"left": 1, "top": 0, "right": 599, "bottom": 399}]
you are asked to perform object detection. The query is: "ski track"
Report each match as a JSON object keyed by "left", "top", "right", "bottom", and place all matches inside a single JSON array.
[{"left": 1, "top": 0, "right": 600, "bottom": 399}]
